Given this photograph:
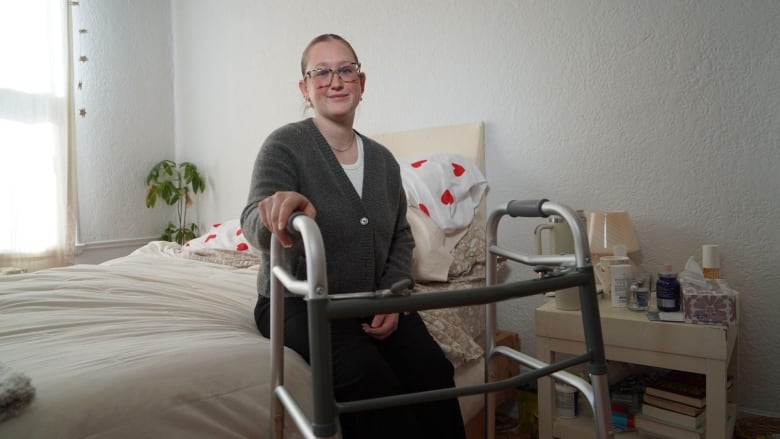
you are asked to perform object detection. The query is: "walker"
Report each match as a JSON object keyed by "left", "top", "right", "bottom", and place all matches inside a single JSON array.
[{"left": 269, "top": 199, "right": 613, "bottom": 439}]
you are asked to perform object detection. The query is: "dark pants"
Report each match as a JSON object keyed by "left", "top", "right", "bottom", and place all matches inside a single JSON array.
[{"left": 255, "top": 296, "right": 466, "bottom": 439}]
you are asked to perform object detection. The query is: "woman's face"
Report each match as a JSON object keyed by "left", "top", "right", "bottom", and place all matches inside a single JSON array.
[{"left": 299, "top": 40, "right": 365, "bottom": 124}]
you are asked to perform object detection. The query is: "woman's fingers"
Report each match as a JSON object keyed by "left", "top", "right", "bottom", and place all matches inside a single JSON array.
[{"left": 258, "top": 192, "right": 316, "bottom": 247}]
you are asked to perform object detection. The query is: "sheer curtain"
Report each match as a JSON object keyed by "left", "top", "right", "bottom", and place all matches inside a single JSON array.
[{"left": 0, "top": 0, "right": 75, "bottom": 272}]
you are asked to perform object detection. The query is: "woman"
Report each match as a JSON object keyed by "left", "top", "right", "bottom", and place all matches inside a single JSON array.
[{"left": 240, "top": 34, "right": 466, "bottom": 439}]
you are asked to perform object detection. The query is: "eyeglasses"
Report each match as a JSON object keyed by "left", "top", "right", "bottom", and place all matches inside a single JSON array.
[{"left": 304, "top": 62, "right": 361, "bottom": 88}]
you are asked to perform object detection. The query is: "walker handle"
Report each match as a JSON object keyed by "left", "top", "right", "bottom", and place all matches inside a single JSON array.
[
  {"left": 286, "top": 211, "right": 308, "bottom": 237},
  {"left": 506, "top": 199, "right": 550, "bottom": 218}
]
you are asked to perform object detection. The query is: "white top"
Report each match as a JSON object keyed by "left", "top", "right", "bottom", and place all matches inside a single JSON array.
[{"left": 341, "top": 135, "right": 364, "bottom": 197}]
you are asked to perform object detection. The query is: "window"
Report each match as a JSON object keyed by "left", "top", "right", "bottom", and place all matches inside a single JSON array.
[{"left": 0, "top": 0, "right": 74, "bottom": 271}]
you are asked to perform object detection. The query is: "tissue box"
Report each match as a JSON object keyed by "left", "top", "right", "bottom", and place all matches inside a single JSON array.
[{"left": 681, "top": 280, "right": 738, "bottom": 326}]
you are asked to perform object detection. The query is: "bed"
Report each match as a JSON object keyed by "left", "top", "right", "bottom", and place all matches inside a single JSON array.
[{"left": 0, "top": 122, "right": 507, "bottom": 438}]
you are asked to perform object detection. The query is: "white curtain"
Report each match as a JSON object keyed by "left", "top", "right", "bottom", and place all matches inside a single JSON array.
[{"left": 0, "top": 0, "right": 75, "bottom": 272}]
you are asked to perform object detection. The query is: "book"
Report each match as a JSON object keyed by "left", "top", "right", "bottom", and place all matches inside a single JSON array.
[
  {"left": 636, "top": 403, "right": 737, "bottom": 439},
  {"left": 635, "top": 413, "right": 704, "bottom": 439},
  {"left": 644, "top": 370, "right": 734, "bottom": 409},
  {"left": 644, "top": 370, "right": 707, "bottom": 408},
  {"left": 643, "top": 393, "right": 705, "bottom": 417},
  {"left": 641, "top": 402, "right": 706, "bottom": 429}
]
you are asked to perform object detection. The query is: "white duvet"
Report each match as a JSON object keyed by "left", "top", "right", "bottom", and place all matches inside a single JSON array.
[
  {"left": 0, "top": 242, "right": 486, "bottom": 438},
  {"left": 0, "top": 242, "right": 312, "bottom": 439}
]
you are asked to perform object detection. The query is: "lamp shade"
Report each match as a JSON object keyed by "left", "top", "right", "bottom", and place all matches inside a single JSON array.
[{"left": 587, "top": 211, "right": 640, "bottom": 256}]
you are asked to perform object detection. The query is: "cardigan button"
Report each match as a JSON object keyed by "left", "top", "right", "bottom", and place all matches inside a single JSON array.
[{"left": 360, "top": 217, "right": 369, "bottom": 225}]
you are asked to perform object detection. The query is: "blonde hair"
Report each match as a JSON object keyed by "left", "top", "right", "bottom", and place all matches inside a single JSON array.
[{"left": 300, "top": 34, "right": 360, "bottom": 76}]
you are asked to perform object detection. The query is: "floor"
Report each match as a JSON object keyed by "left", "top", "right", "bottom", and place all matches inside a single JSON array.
[
  {"left": 495, "top": 430, "right": 534, "bottom": 439},
  {"left": 494, "top": 412, "right": 536, "bottom": 439}
]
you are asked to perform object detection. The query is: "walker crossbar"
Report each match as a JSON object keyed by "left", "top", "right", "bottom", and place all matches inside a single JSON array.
[{"left": 269, "top": 200, "right": 613, "bottom": 439}]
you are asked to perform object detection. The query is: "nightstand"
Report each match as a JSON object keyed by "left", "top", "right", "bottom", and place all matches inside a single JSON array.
[{"left": 535, "top": 300, "right": 738, "bottom": 439}]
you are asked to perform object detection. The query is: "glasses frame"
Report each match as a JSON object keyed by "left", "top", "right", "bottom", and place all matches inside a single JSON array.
[{"left": 304, "top": 62, "right": 362, "bottom": 88}]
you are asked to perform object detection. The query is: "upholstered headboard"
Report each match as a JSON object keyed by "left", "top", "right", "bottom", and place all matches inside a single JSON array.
[{"left": 371, "top": 122, "right": 486, "bottom": 174}]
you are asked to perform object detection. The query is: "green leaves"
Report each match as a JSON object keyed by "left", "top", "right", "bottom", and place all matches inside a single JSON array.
[
  {"left": 145, "top": 160, "right": 206, "bottom": 244},
  {"left": 160, "top": 221, "right": 200, "bottom": 244}
]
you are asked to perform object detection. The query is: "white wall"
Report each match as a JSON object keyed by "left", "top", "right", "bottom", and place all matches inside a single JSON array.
[
  {"left": 73, "top": 0, "right": 174, "bottom": 260},
  {"left": 75, "top": 0, "right": 780, "bottom": 416}
]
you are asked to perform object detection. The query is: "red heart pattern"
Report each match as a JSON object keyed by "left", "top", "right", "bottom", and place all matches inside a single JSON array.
[
  {"left": 452, "top": 163, "right": 465, "bottom": 177},
  {"left": 177, "top": 219, "right": 258, "bottom": 255},
  {"left": 401, "top": 154, "right": 487, "bottom": 233},
  {"left": 440, "top": 189, "right": 455, "bottom": 205}
]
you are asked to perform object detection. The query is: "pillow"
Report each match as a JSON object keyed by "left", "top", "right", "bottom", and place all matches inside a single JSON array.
[
  {"left": 181, "top": 219, "right": 260, "bottom": 255},
  {"left": 399, "top": 154, "right": 487, "bottom": 233},
  {"left": 407, "top": 207, "right": 454, "bottom": 282},
  {"left": 179, "top": 248, "right": 260, "bottom": 268},
  {"left": 447, "top": 216, "right": 487, "bottom": 281}
]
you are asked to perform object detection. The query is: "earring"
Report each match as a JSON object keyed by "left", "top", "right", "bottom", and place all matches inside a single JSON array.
[{"left": 305, "top": 99, "right": 312, "bottom": 108}]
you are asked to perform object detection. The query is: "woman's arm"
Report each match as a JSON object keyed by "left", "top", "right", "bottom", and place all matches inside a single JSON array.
[{"left": 241, "top": 133, "right": 303, "bottom": 251}]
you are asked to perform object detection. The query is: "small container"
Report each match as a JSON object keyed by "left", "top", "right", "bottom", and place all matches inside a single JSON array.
[
  {"left": 555, "top": 383, "right": 578, "bottom": 419},
  {"left": 656, "top": 263, "right": 681, "bottom": 312},
  {"left": 702, "top": 244, "right": 720, "bottom": 280},
  {"left": 629, "top": 272, "right": 652, "bottom": 312}
]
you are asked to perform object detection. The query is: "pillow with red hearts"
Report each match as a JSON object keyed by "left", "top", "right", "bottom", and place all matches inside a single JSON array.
[
  {"left": 399, "top": 154, "right": 487, "bottom": 233},
  {"left": 180, "top": 219, "right": 260, "bottom": 255}
]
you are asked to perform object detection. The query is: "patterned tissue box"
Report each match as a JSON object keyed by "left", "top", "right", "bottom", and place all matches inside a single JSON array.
[{"left": 681, "top": 279, "right": 738, "bottom": 326}]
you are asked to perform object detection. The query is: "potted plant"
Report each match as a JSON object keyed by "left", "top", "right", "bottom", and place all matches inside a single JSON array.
[{"left": 144, "top": 160, "right": 206, "bottom": 244}]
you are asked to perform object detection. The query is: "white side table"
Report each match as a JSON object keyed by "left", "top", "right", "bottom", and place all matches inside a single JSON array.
[{"left": 535, "top": 299, "right": 738, "bottom": 439}]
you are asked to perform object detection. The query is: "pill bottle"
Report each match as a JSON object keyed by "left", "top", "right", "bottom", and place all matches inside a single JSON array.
[
  {"left": 555, "top": 383, "right": 578, "bottom": 419},
  {"left": 702, "top": 244, "right": 720, "bottom": 280},
  {"left": 655, "top": 263, "right": 681, "bottom": 312}
]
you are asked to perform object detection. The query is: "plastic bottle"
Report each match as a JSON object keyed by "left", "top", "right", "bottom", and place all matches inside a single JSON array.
[
  {"left": 655, "top": 263, "right": 681, "bottom": 312},
  {"left": 702, "top": 244, "right": 720, "bottom": 280}
]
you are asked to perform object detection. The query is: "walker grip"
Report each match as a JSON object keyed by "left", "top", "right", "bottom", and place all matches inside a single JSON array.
[
  {"left": 506, "top": 199, "right": 550, "bottom": 218},
  {"left": 286, "top": 211, "right": 307, "bottom": 237}
]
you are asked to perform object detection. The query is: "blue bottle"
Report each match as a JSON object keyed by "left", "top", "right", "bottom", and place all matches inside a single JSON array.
[{"left": 656, "top": 263, "right": 681, "bottom": 312}]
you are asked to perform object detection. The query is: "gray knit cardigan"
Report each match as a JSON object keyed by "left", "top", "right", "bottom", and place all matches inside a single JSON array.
[{"left": 240, "top": 118, "right": 415, "bottom": 298}]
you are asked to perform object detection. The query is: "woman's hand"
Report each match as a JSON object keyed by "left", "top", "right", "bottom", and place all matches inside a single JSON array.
[
  {"left": 257, "top": 191, "right": 317, "bottom": 247},
  {"left": 361, "top": 313, "right": 399, "bottom": 340}
]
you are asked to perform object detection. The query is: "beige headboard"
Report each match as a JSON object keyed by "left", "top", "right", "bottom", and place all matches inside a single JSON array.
[{"left": 370, "top": 122, "right": 485, "bottom": 174}]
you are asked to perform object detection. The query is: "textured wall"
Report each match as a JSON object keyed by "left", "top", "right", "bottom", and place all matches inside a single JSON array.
[
  {"left": 76, "top": 0, "right": 779, "bottom": 415},
  {"left": 74, "top": 0, "right": 174, "bottom": 245}
]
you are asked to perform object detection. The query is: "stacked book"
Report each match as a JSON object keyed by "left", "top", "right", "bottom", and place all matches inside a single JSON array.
[
  {"left": 636, "top": 370, "right": 734, "bottom": 439},
  {"left": 635, "top": 370, "right": 708, "bottom": 439}
]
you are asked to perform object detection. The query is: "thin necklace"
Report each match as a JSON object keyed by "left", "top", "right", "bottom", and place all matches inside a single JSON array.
[{"left": 331, "top": 135, "right": 356, "bottom": 153}]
